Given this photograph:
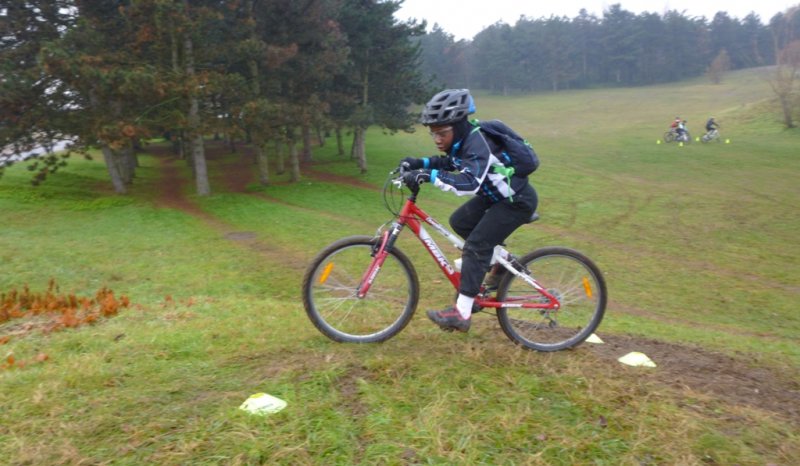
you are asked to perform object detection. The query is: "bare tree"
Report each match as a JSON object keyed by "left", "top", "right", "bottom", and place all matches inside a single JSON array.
[
  {"left": 768, "top": 6, "right": 800, "bottom": 128},
  {"left": 707, "top": 49, "right": 732, "bottom": 84}
]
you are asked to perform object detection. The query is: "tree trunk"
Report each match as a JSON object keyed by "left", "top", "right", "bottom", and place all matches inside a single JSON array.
[
  {"left": 183, "top": 13, "right": 210, "bottom": 196},
  {"left": 119, "top": 146, "right": 135, "bottom": 184},
  {"left": 101, "top": 145, "right": 127, "bottom": 194},
  {"left": 354, "top": 127, "right": 367, "bottom": 174},
  {"left": 191, "top": 133, "right": 209, "bottom": 195},
  {"left": 275, "top": 139, "right": 285, "bottom": 174},
  {"left": 779, "top": 94, "right": 795, "bottom": 128},
  {"left": 316, "top": 124, "right": 325, "bottom": 147},
  {"left": 288, "top": 137, "right": 300, "bottom": 182},
  {"left": 301, "top": 122, "right": 313, "bottom": 162},
  {"left": 335, "top": 126, "right": 344, "bottom": 156},
  {"left": 255, "top": 142, "right": 269, "bottom": 185}
]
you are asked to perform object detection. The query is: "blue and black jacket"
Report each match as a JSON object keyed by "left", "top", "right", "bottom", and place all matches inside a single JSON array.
[{"left": 420, "top": 119, "right": 529, "bottom": 203}]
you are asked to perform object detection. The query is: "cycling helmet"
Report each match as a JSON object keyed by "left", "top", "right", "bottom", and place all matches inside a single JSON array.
[{"left": 420, "top": 89, "right": 476, "bottom": 126}]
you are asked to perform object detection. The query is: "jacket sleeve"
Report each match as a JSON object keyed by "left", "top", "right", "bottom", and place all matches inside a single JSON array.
[{"left": 422, "top": 155, "right": 454, "bottom": 170}]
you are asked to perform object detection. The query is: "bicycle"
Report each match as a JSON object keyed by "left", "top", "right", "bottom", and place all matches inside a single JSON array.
[
  {"left": 663, "top": 129, "right": 691, "bottom": 143},
  {"left": 701, "top": 128, "right": 721, "bottom": 143},
  {"left": 301, "top": 168, "right": 607, "bottom": 352}
]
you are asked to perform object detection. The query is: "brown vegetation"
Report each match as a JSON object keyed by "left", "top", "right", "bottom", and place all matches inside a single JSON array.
[{"left": 0, "top": 279, "right": 131, "bottom": 369}]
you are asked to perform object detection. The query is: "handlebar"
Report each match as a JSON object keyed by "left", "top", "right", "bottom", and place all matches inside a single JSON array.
[
  {"left": 391, "top": 163, "right": 417, "bottom": 193},
  {"left": 383, "top": 164, "right": 419, "bottom": 216}
]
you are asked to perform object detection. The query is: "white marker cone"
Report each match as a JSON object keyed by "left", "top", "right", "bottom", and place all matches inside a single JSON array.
[
  {"left": 585, "top": 333, "right": 604, "bottom": 344},
  {"left": 618, "top": 352, "right": 656, "bottom": 367},
  {"left": 240, "top": 393, "right": 287, "bottom": 415}
]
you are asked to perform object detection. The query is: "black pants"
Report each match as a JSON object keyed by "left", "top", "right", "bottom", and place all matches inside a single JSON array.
[{"left": 450, "top": 183, "right": 538, "bottom": 297}]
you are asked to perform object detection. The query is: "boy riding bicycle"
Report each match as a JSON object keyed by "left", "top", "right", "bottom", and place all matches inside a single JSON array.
[
  {"left": 399, "top": 89, "right": 538, "bottom": 332},
  {"left": 705, "top": 117, "right": 720, "bottom": 138}
]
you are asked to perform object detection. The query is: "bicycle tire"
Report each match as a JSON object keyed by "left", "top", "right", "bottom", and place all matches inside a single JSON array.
[
  {"left": 302, "top": 235, "right": 420, "bottom": 343},
  {"left": 663, "top": 131, "right": 675, "bottom": 143},
  {"left": 495, "top": 247, "right": 607, "bottom": 352}
]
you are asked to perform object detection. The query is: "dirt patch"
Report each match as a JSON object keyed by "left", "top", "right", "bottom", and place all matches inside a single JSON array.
[{"left": 587, "top": 333, "right": 800, "bottom": 424}]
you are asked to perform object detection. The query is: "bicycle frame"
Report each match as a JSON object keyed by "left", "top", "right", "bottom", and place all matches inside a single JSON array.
[{"left": 357, "top": 194, "right": 561, "bottom": 311}]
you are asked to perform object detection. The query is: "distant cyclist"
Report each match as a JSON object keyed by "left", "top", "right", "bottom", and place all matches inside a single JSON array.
[
  {"left": 670, "top": 116, "right": 681, "bottom": 134},
  {"left": 705, "top": 117, "right": 720, "bottom": 135},
  {"left": 399, "top": 89, "right": 538, "bottom": 332},
  {"left": 675, "top": 120, "right": 688, "bottom": 141}
]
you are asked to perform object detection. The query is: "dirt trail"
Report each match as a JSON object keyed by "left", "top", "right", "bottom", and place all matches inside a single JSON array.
[{"left": 150, "top": 141, "right": 800, "bottom": 425}]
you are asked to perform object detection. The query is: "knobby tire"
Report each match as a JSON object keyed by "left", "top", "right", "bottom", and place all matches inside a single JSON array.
[
  {"left": 302, "top": 235, "right": 420, "bottom": 343},
  {"left": 495, "top": 247, "right": 607, "bottom": 351}
]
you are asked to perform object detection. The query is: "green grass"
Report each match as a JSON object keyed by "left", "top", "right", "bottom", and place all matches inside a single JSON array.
[{"left": 1, "top": 67, "right": 798, "bottom": 464}]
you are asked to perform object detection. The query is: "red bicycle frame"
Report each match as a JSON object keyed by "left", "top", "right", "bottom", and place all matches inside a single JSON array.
[{"left": 357, "top": 195, "right": 561, "bottom": 311}]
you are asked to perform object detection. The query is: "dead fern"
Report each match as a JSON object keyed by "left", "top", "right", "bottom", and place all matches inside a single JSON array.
[{"left": 0, "top": 279, "right": 132, "bottom": 347}]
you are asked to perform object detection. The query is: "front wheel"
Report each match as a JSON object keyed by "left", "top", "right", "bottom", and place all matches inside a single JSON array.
[
  {"left": 663, "top": 131, "right": 675, "bottom": 143},
  {"left": 302, "top": 235, "right": 420, "bottom": 343},
  {"left": 495, "top": 247, "right": 607, "bottom": 351}
]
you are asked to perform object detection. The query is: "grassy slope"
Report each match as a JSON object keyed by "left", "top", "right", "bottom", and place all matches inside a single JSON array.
[{"left": 1, "top": 68, "right": 798, "bottom": 465}]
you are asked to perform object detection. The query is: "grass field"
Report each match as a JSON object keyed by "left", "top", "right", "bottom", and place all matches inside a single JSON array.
[{"left": 1, "top": 67, "right": 798, "bottom": 464}]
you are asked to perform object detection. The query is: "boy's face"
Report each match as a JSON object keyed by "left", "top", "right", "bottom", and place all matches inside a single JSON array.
[{"left": 428, "top": 124, "right": 454, "bottom": 153}]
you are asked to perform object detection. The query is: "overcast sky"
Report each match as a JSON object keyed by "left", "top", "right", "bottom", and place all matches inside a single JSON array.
[{"left": 395, "top": 0, "right": 796, "bottom": 40}]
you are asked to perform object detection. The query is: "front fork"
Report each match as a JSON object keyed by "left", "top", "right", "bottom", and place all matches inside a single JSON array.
[{"left": 356, "top": 223, "right": 403, "bottom": 298}]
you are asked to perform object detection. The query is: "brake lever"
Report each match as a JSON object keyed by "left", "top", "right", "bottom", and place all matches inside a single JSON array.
[{"left": 391, "top": 163, "right": 409, "bottom": 188}]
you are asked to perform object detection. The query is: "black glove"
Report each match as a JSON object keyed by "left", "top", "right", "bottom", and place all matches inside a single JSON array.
[
  {"left": 402, "top": 169, "right": 430, "bottom": 190},
  {"left": 400, "top": 157, "right": 424, "bottom": 170}
]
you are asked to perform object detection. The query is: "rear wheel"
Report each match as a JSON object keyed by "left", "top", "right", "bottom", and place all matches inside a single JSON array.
[
  {"left": 495, "top": 247, "right": 607, "bottom": 351},
  {"left": 302, "top": 235, "right": 419, "bottom": 343}
]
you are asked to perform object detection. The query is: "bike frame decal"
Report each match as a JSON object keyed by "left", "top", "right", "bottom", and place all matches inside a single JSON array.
[
  {"left": 399, "top": 202, "right": 462, "bottom": 288},
  {"left": 419, "top": 225, "right": 456, "bottom": 275}
]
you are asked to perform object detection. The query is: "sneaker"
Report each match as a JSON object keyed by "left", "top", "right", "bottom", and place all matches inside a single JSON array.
[{"left": 426, "top": 307, "right": 471, "bottom": 332}]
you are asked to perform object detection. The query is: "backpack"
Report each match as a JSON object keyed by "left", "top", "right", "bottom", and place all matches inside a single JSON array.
[{"left": 472, "top": 119, "right": 540, "bottom": 177}]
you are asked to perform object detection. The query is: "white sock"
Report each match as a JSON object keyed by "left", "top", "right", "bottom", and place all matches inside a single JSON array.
[{"left": 456, "top": 294, "right": 474, "bottom": 319}]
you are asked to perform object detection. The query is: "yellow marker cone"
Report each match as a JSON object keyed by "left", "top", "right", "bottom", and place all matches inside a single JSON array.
[
  {"left": 679, "top": 142, "right": 684, "bottom": 147},
  {"left": 725, "top": 139, "right": 730, "bottom": 144},
  {"left": 656, "top": 140, "right": 661, "bottom": 144},
  {"left": 695, "top": 136, "right": 700, "bottom": 142},
  {"left": 618, "top": 352, "right": 657, "bottom": 367}
]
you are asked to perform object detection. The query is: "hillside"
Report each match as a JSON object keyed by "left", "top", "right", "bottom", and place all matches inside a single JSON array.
[{"left": 1, "top": 68, "right": 798, "bottom": 465}]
